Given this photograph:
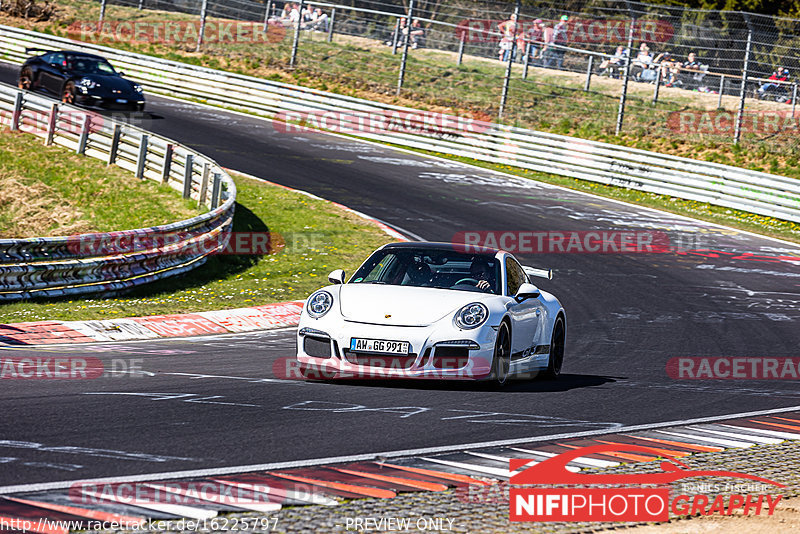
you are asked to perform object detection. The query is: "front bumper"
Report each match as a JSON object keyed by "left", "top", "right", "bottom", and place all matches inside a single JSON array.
[{"left": 295, "top": 318, "right": 498, "bottom": 380}]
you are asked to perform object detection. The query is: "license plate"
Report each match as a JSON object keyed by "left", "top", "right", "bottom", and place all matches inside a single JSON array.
[
  {"left": 115, "top": 99, "right": 128, "bottom": 104},
  {"left": 350, "top": 338, "right": 409, "bottom": 354}
]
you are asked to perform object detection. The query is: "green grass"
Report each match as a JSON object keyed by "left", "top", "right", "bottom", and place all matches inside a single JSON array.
[
  {"left": 0, "top": 128, "right": 201, "bottom": 238},
  {"left": 0, "top": 172, "right": 396, "bottom": 323}
]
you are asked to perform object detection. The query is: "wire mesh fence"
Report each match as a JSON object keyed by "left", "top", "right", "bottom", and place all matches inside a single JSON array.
[{"left": 74, "top": 0, "right": 800, "bottom": 155}]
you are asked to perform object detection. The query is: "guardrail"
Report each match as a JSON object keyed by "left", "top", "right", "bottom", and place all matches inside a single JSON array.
[
  {"left": 0, "top": 24, "right": 797, "bottom": 227},
  {"left": 0, "top": 80, "right": 236, "bottom": 301}
]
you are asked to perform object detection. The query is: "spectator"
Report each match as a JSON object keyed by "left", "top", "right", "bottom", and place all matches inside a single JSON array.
[
  {"left": 387, "top": 17, "right": 406, "bottom": 47},
  {"left": 526, "top": 18, "right": 544, "bottom": 64},
  {"left": 551, "top": 14, "right": 569, "bottom": 69},
  {"left": 633, "top": 43, "right": 657, "bottom": 82},
  {"left": 672, "top": 51, "right": 707, "bottom": 89},
  {"left": 758, "top": 67, "right": 791, "bottom": 100},
  {"left": 407, "top": 19, "right": 425, "bottom": 49},
  {"left": 540, "top": 21, "right": 555, "bottom": 67},
  {"left": 654, "top": 51, "right": 677, "bottom": 86},
  {"left": 498, "top": 13, "right": 519, "bottom": 62},
  {"left": 303, "top": 8, "right": 329, "bottom": 32},
  {"left": 598, "top": 45, "right": 627, "bottom": 78}
]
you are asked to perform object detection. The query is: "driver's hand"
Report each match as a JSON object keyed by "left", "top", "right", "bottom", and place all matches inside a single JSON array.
[{"left": 477, "top": 280, "right": 490, "bottom": 290}]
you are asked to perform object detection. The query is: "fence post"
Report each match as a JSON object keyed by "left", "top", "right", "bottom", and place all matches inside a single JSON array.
[
  {"left": 584, "top": 56, "right": 594, "bottom": 91},
  {"left": 99, "top": 0, "right": 107, "bottom": 24},
  {"left": 457, "top": 35, "right": 465, "bottom": 66},
  {"left": 263, "top": 0, "right": 273, "bottom": 33},
  {"left": 183, "top": 154, "right": 194, "bottom": 198},
  {"left": 136, "top": 134, "right": 149, "bottom": 179},
  {"left": 107, "top": 124, "right": 121, "bottom": 165},
  {"left": 327, "top": 8, "right": 336, "bottom": 42},
  {"left": 652, "top": 66, "right": 662, "bottom": 104},
  {"left": 161, "top": 143, "right": 174, "bottom": 183},
  {"left": 498, "top": 1, "right": 520, "bottom": 120},
  {"left": 196, "top": 0, "right": 208, "bottom": 52},
  {"left": 792, "top": 83, "right": 798, "bottom": 118},
  {"left": 290, "top": 0, "right": 305, "bottom": 67},
  {"left": 615, "top": 18, "right": 635, "bottom": 136},
  {"left": 396, "top": 0, "right": 414, "bottom": 96},
  {"left": 522, "top": 43, "right": 531, "bottom": 80},
  {"left": 211, "top": 173, "right": 222, "bottom": 209},
  {"left": 76, "top": 114, "right": 91, "bottom": 155},
  {"left": 717, "top": 75, "right": 725, "bottom": 109},
  {"left": 734, "top": 25, "right": 752, "bottom": 145},
  {"left": 198, "top": 163, "right": 211, "bottom": 207},
  {"left": 138, "top": 0, "right": 144, "bottom": 9},
  {"left": 45, "top": 103, "right": 57, "bottom": 145},
  {"left": 10, "top": 91, "right": 22, "bottom": 131},
  {"left": 391, "top": 18, "right": 400, "bottom": 55}
]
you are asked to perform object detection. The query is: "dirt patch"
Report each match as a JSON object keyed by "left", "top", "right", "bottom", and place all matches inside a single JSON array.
[{"left": 0, "top": 171, "right": 94, "bottom": 238}]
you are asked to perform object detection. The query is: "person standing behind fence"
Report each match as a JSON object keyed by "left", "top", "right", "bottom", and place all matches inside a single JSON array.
[
  {"left": 541, "top": 20, "right": 555, "bottom": 67},
  {"left": 498, "top": 14, "right": 520, "bottom": 62},
  {"left": 552, "top": 15, "right": 569, "bottom": 69},
  {"left": 526, "top": 19, "right": 544, "bottom": 64}
]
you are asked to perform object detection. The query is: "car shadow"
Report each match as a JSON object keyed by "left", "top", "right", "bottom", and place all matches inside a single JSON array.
[{"left": 310, "top": 374, "right": 623, "bottom": 393}]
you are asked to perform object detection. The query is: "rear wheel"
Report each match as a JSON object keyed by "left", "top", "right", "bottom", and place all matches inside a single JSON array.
[
  {"left": 541, "top": 317, "right": 565, "bottom": 379},
  {"left": 61, "top": 81, "right": 76, "bottom": 105},
  {"left": 18, "top": 67, "right": 33, "bottom": 91},
  {"left": 490, "top": 322, "right": 511, "bottom": 386}
]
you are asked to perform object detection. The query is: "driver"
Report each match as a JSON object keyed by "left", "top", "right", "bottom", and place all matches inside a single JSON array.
[
  {"left": 405, "top": 260, "right": 433, "bottom": 286},
  {"left": 470, "top": 259, "right": 494, "bottom": 292}
]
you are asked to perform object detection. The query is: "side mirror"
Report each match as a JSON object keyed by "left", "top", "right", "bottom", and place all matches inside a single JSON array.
[
  {"left": 328, "top": 269, "right": 345, "bottom": 284},
  {"left": 515, "top": 283, "right": 540, "bottom": 301}
]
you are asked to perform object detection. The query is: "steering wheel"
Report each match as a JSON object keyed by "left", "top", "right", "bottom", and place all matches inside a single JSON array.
[{"left": 454, "top": 277, "right": 479, "bottom": 286}]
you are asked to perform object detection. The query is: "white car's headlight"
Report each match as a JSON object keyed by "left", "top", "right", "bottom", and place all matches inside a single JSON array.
[
  {"left": 307, "top": 291, "right": 333, "bottom": 318},
  {"left": 455, "top": 302, "right": 488, "bottom": 329}
]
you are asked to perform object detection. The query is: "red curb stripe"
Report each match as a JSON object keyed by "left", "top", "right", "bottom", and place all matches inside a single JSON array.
[
  {"left": 595, "top": 439, "right": 690, "bottom": 458},
  {"left": 557, "top": 442, "right": 657, "bottom": 462},
  {"left": 751, "top": 419, "right": 800, "bottom": 432},
  {"left": 379, "top": 463, "right": 491, "bottom": 485},
  {"left": 331, "top": 468, "right": 448, "bottom": 492},
  {"left": 628, "top": 435, "right": 723, "bottom": 452},
  {"left": 266, "top": 472, "right": 396, "bottom": 499}
]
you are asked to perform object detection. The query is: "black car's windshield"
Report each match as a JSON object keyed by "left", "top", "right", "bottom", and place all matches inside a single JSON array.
[
  {"left": 68, "top": 57, "right": 117, "bottom": 75},
  {"left": 350, "top": 247, "right": 500, "bottom": 294}
]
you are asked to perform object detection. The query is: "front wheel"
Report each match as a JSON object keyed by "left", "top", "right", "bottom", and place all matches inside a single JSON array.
[
  {"left": 61, "top": 81, "right": 76, "bottom": 105},
  {"left": 490, "top": 322, "right": 511, "bottom": 387},
  {"left": 18, "top": 67, "right": 33, "bottom": 91},
  {"left": 541, "top": 317, "right": 565, "bottom": 379}
]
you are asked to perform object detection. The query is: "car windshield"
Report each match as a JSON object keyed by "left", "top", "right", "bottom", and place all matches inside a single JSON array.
[
  {"left": 68, "top": 57, "right": 117, "bottom": 75},
  {"left": 350, "top": 247, "right": 500, "bottom": 294}
]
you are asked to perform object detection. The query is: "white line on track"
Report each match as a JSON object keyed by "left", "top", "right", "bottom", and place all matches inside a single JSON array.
[{"left": 1, "top": 404, "right": 798, "bottom": 495}]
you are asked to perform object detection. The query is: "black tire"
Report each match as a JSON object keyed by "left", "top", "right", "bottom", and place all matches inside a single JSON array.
[
  {"left": 541, "top": 317, "right": 565, "bottom": 380},
  {"left": 490, "top": 321, "right": 511, "bottom": 387},
  {"left": 18, "top": 67, "right": 33, "bottom": 91},
  {"left": 61, "top": 81, "right": 76, "bottom": 105}
]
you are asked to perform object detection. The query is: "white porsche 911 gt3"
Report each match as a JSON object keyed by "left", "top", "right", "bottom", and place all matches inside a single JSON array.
[{"left": 295, "top": 242, "right": 565, "bottom": 385}]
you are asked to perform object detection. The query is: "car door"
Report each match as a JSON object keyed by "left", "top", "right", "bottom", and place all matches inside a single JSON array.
[
  {"left": 505, "top": 256, "right": 542, "bottom": 359},
  {"left": 39, "top": 52, "right": 66, "bottom": 95}
]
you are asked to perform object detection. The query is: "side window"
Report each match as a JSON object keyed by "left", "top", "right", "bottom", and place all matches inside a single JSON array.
[
  {"left": 505, "top": 257, "right": 525, "bottom": 296},
  {"left": 49, "top": 52, "right": 65, "bottom": 67},
  {"left": 363, "top": 253, "right": 399, "bottom": 283}
]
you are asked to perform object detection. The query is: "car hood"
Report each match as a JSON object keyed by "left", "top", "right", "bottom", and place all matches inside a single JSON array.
[
  {"left": 338, "top": 284, "right": 494, "bottom": 327},
  {"left": 78, "top": 75, "right": 136, "bottom": 91}
]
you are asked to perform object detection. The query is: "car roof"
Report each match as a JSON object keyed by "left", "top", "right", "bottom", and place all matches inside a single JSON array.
[
  {"left": 381, "top": 241, "right": 503, "bottom": 256},
  {"left": 46, "top": 51, "right": 109, "bottom": 61}
]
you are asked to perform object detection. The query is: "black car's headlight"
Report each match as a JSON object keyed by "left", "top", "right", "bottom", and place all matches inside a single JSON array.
[
  {"left": 133, "top": 84, "right": 143, "bottom": 93},
  {"left": 307, "top": 291, "right": 333, "bottom": 318},
  {"left": 455, "top": 302, "right": 488, "bottom": 329},
  {"left": 78, "top": 78, "right": 98, "bottom": 89}
]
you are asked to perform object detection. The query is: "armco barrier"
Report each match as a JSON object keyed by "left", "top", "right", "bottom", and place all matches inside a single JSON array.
[
  {"left": 0, "top": 24, "right": 798, "bottom": 225},
  {"left": 0, "top": 81, "right": 236, "bottom": 301}
]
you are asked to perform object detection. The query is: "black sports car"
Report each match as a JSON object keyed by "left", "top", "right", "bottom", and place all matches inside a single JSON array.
[{"left": 18, "top": 49, "right": 145, "bottom": 111}]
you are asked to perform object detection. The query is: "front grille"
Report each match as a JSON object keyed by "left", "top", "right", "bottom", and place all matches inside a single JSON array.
[
  {"left": 432, "top": 346, "right": 469, "bottom": 369},
  {"left": 342, "top": 350, "right": 417, "bottom": 369},
  {"left": 303, "top": 336, "right": 332, "bottom": 358}
]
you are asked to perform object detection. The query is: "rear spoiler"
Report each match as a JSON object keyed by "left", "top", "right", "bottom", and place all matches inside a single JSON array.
[
  {"left": 25, "top": 47, "right": 51, "bottom": 55},
  {"left": 523, "top": 266, "right": 553, "bottom": 280}
]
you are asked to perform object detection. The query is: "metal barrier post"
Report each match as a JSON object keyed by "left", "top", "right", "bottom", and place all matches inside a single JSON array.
[
  {"left": 396, "top": 0, "right": 414, "bottom": 96},
  {"left": 327, "top": 8, "right": 336, "bottom": 42},
  {"left": 183, "top": 154, "right": 194, "bottom": 198},
  {"left": 10, "top": 91, "right": 22, "bottom": 131},
  {"left": 793, "top": 84, "right": 798, "bottom": 117},
  {"left": 136, "top": 134, "right": 149, "bottom": 179},
  {"left": 584, "top": 56, "right": 594, "bottom": 91},
  {"left": 198, "top": 163, "right": 211, "bottom": 207},
  {"left": 615, "top": 18, "right": 635, "bottom": 135},
  {"left": 45, "top": 103, "right": 57, "bottom": 145},
  {"left": 107, "top": 124, "right": 121, "bottom": 165},
  {"left": 391, "top": 18, "right": 400, "bottom": 55},
  {"left": 99, "top": 0, "right": 107, "bottom": 24},
  {"left": 734, "top": 25, "right": 752, "bottom": 145},
  {"left": 161, "top": 143, "right": 174, "bottom": 183},
  {"left": 76, "top": 114, "right": 91, "bottom": 155},
  {"left": 196, "top": 0, "right": 208, "bottom": 52},
  {"left": 457, "top": 35, "right": 465, "bottom": 66},
  {"left": 138, "top": 0, "right": 144, "bottom": 9},
  {"left": 522, "top": 43, "right": 531, "bottom": 80},
  {"left": 263, "top": 0, "right": 273, "bottom": 33},
  {"left": 211, "top": 172, "right": 222, "bottom": 209},
  {"left": 290, "top": 0, "right": 305, "bottom": 67},
  {"left": 652, "top": 66, "right": 662, "bottom": 104},
  {"left": 498, "top": 1, "right": 520, "bottom": 119}
]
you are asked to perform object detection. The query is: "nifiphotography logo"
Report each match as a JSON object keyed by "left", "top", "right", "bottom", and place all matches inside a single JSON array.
[{"left": 509, "top": 443, "right": 784, "bottom": 522}]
